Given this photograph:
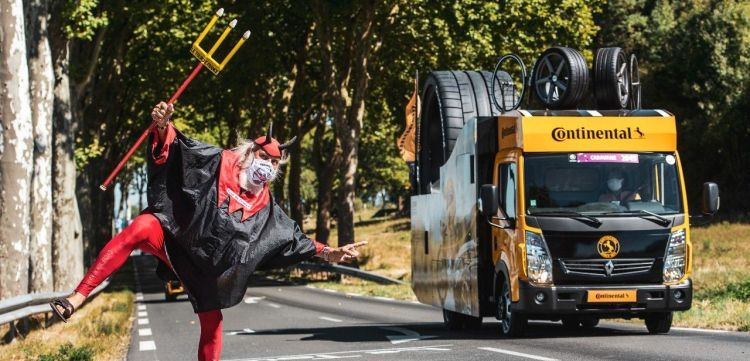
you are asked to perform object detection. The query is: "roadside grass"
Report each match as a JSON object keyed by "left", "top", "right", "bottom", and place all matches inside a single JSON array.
[
  {"left": 0, "top": 263, "right": 135, "bottom": 360},
  {"left": 674, "top": 222, "right": 750, "bottom": 331},
  {"left": 304, "top": 210, "right": 750, "bottom": 331}
]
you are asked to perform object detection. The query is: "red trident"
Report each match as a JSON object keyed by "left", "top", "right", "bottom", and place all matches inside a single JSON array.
[{"left": 100, "top": 8, "right": 250, "bottom": 191}]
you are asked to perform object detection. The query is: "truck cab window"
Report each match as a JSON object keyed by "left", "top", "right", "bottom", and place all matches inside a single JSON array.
[
  {"left": 499, "top": 163, "right": 517, "bottom": 219},
  {"left": 524, "top": 153, "right": 683, "bottom": 215}
]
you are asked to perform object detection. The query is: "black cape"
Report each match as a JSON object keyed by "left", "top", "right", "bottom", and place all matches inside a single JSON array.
[{"left": 146, "top": 128, "right": 317, "bottom": 312}]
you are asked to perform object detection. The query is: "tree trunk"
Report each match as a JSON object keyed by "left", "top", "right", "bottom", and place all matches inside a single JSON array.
[
  {"left": 0, "top": 0, "right": 33, "bottom": 298},
  {"left": 288, "top": 121, "right": 304, "bottom": 228},
  {"left": 49, "top": 22, "right": 83, "bottom": 291},
  {"left": 25, "top": 0, "right": 54, "bottom": 293},
  {"left": 312, "top": 122, "right": 338, "bottom": 244}
]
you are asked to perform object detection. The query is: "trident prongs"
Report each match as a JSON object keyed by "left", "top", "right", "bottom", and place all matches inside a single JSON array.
[
  {"left": 219, "top": 30, "right": 250, "bottom": 70},
  {"left": 190, "top": 8, "right": 249, "bottom": 75}
]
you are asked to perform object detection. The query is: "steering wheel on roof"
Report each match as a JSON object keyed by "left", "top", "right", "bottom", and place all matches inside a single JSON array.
[{"left": 491, "top": 53, "right": 527, "bottom": 112}]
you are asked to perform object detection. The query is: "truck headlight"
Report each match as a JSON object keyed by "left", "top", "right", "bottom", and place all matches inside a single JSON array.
[
  {"left": 663, "top": 229, "right": 686, "bottom": 283},
  {"left": 526, "top": 231, "right": 553, "bottom": 284}
]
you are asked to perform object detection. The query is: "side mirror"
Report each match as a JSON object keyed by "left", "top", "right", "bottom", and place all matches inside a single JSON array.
[
  {"left": 480, "top": 184, "right": 499, "bottom": 217},
  {"left": 701, "top": 182, "right": 720, "bottom": 215}
]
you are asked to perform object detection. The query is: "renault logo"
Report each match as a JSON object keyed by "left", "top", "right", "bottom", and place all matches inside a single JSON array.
[
  {"left": 604, "top": 260, "right": 615, "bottom": 276},
  {"left": 597, "top": 235, "right": 620, "bottom": 259}
]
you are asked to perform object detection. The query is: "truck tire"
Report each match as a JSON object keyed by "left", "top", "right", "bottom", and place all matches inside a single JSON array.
[
  {"left": 593, "top": 47, "right": 629, "bottom": 109},
  {"left": 531, "top": 47, "right": 589, "bottom": 109},
  {"left": 496, "top": 277, "right": 527, "bottom": 337},
  {"left": 645, "top": 312, "right": 673, "bottom": 334},
  {"left": 442, "top": 308, "right": 483, "bottom": 330},
  {"left": 419, "top": 70, "right": 512, "bottom": 193}
]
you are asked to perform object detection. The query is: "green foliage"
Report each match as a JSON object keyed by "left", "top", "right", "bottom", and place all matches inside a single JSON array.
[
  {"left": 70, "top": 0, "right": 750, "bottom": 231},
  {"left": 57, "top": 0, "right": 108, "bottom": 40},
  {"left": 597, "top": 0, "right": 750, "bottom": 215},
  {"left": 37, "top": 343, "right": 93, "bottom": 361},
  {"left": 725, "top": 280, "right": 750, "bottom": 301}
]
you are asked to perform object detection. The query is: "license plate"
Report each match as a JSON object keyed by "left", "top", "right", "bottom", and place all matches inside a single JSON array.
[{"left": 587, "top": 290, "right": 637, "bottom": 303}]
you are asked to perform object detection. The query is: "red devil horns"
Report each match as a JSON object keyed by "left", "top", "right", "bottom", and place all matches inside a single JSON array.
[{"left": 253, "top": 122, "right": 297, "bottom": 157}]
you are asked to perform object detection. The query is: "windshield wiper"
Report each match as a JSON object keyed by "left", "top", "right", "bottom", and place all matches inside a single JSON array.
[
  {"left": 619, "top": 210, "right": 671, "bottom": 226},
  {"left": 529, "top": 211, "right": 602, "bottom": 227}
]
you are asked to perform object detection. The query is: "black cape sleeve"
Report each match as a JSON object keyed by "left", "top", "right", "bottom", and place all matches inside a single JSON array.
[
  {"left": 256, "top": 203, "right": 318, "bottom": 270},
  {"left": 146, "top": 128, "right": 223, "bottom": 236}
]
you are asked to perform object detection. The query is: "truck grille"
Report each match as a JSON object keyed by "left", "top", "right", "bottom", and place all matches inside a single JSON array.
[{"left": 559, "top": 258, "right": 655, "bottom": 277}]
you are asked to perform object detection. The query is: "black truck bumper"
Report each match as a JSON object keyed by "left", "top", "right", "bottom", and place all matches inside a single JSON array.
[{"left": 514, "top": 279, "right": 692, "bottom": 319}]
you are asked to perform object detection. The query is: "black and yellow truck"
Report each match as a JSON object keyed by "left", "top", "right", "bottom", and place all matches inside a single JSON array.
[{"left": 403, "top": 47, "right": 720, "bottom": 336}]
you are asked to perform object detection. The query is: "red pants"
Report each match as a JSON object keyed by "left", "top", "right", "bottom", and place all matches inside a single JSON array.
[{"left": 75, "top": 213, "right": 223, "bottom": 361}]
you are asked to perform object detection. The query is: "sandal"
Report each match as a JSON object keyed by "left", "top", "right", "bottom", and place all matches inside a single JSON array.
[{"left": 49, "top": 298, "right": 75, "bottom": 323}]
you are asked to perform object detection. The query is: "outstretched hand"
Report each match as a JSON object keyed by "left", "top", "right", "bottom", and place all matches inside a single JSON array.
[{"left": 327, "top": 241, "right": 368, "bottom": 263}]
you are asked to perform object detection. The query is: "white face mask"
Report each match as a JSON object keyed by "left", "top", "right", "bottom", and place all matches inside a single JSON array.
[
  {"left": 607, "top": 178, "right": 623, "bottom": 192},
  {"left": 247, "top": 158, "right": 277, "bottom": 186}
]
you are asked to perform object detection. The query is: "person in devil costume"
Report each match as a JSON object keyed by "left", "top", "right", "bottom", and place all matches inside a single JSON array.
[{"left": 49, "top": 102, "right": 366, "bottom": 361}]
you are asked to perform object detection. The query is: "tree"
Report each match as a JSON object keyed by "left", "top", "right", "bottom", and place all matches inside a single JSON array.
[
  {"left": 595, "top": 0, "right": 750, "bottom": 217},
  {"left": 26, "top": 0, "right": 55, "bottom": 293},
  {"left": 0, "top": 0, "right": 34, "bottom": 298},
  {"left": 313, "top": 0, "right": 400, "bottom": 252},
  {"left": 48, "top": 0, "right": 98, "bottom": 290}
]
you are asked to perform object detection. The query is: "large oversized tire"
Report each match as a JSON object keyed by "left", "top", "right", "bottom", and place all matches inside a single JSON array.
[
  {"left": 531, "top": 47, "right": 589, "bottom": 109},
  {"left": 594, "top": 47, "right": 630, "bottom": 109},
  {"left": 418, "top": 70, "right": 513, "bottom": 193}
]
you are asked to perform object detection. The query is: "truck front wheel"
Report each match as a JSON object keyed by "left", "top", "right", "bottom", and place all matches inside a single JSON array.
[
  {"left": 645, "top": 312, "right": 673, "bottom": 334},
  {"left": 497, "top": 279, "right": 527, "bottom": 337}
]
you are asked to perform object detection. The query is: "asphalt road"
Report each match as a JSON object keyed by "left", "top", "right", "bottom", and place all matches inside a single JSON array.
[{"left": 126, "top": 256, "right": 749, "bottom": 361}]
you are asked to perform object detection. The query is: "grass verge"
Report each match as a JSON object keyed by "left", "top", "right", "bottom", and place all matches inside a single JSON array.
[{"left": 0, "top": 263, "right": 135, "bottom": 360}]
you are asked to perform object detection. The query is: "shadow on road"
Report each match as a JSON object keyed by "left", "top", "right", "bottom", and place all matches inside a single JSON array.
[{"left": 231, "top": 321, "right": 648, "bottom": 343}]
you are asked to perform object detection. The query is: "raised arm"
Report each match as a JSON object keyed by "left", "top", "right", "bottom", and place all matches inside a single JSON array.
[
  {"left": 150, "top": 101, "right": 177, "bottom": 165},
  {"left": 152, "top": 101, "right": 173, "bottom": 143}
]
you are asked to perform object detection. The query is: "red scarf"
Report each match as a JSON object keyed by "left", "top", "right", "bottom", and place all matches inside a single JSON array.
[{"left": 216, "top": 150, "right": 270, "bottom": 221}]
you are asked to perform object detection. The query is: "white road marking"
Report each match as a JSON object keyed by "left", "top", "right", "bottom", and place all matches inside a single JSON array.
[
  {"left": 137, "top": 305, "right": 146, "bottom": 311},
  {"left": 266, "top": 302, "right": 282, "bottom": 308},
  {"left": 323, "top": 289, "right": 338, "bottom": 293},
  {"left": 135, "top": 295, "right": 144, "bottom": 301},
  {"left": 138, "top": 311, "right": 148, "bottom": 317},
  {"left": 138, "top": 318, "right": 149, "bottom": 325},
  {"left": 222, "top": 344, "right": 453, "bottom": 361},
  {"left": 139, "top": 340, "right": 156, "bottom": 351},
  {"left": 672, "top": 327, "right": 730, "bottom": 334},
  {"left": 138, "top": 328, "right": 152, "bottom": 336},
  {"left": 227, "top": 328, "right": 256, "bottom": 335},
  {"left": 479, "top": 347, "right": 558, "bottom": 361},
  {"left": 373, "top": 296, "right": 394, "bottom": 302},
  {"left": 318, "top": 316, "right": 342, "bottom": 323},
  {"left": 345, "top": 292, "right": 362, "bottom": 297},
  {"left": 380, "top": 326, "right": 437, "bottom": 345},
  {"left": 244, "top": 296, "right": 266, "bottom": 304}
]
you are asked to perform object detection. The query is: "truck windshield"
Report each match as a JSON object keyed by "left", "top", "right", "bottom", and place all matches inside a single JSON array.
[{"left": 523, "top": 153, "right": 683, "bottom": 216}]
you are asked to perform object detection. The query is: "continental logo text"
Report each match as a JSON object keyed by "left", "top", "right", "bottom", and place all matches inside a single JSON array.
[{"left": 552, "top": 127, "right": 644, "bottom": 142}]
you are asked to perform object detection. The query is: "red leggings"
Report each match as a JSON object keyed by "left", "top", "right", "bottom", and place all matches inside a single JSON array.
[{"left": 75, "top": 213, "right": 223, "bottom": 361}]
